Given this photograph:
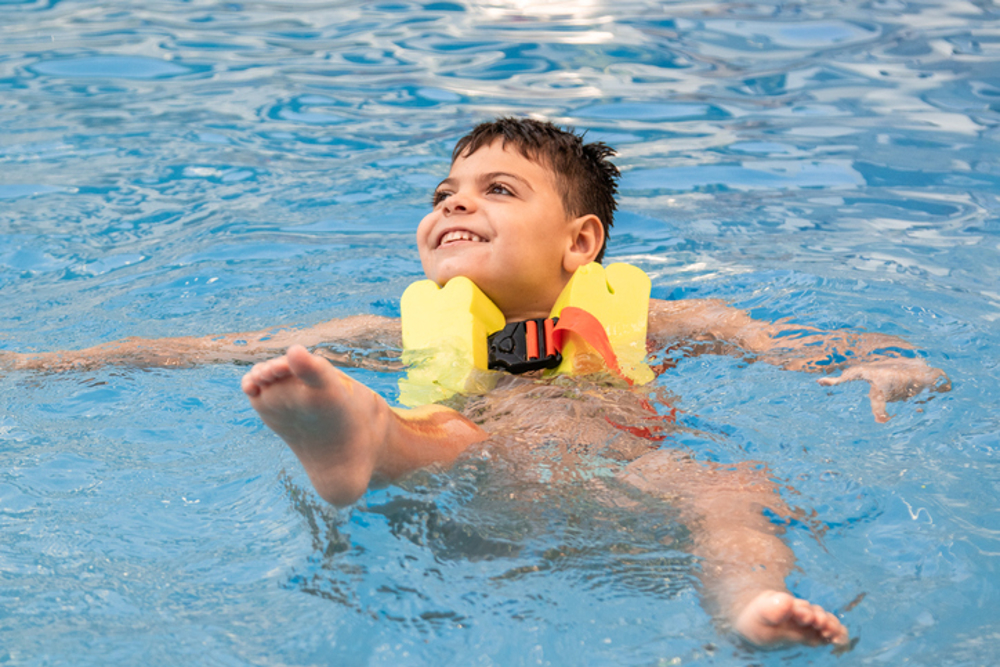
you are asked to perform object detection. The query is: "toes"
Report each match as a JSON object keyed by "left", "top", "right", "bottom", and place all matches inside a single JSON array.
[
  {"left": 286, "top": 344, "right": 331, "bottom": 388},
  {"left": 249, "top": 364, "right": 266, "bottom": 385},
  {"left": 243, "top": 356, "right": 293, "bottom": 393},
  {"left": 241, "top": 372, "right": 260, "bottom": 397},
  {"left": 240, "top": 347, "right": 335, "bottom": 403},
  {"left": 262, "top": 360, "right": 287, "bottom": 383},
  {"left": 249, "top": 363, "right": 271, "bottom": 386}
]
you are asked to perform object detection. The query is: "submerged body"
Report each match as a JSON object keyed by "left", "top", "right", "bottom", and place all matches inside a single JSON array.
[{"left": 243, "top": 344, "right": 850, "bottom": 646}]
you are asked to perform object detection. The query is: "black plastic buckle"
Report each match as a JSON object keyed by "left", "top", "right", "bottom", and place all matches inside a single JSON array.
[{"left": 487, "top": 317, "right": 562, "bottom": 374}]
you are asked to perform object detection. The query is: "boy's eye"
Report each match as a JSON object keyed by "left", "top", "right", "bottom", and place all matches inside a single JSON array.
[
  {"left": 432, "top": 190, "right": 451, "bottom": 206},
  {"left": 487, "top": 183, "right": 513, "bottom": 196}
]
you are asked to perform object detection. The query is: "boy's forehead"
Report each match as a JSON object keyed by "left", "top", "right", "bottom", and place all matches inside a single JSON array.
[{"left": 449, "top": 139, "right": 557, "bottom": 184}]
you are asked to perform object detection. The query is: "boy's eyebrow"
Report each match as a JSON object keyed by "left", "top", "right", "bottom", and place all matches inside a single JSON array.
[{"left": 434, "top": 171, "right": 535, "bottom": 192}]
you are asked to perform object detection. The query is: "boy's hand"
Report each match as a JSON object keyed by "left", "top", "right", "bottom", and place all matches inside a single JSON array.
[
  {"left": 0, "top": 351, "right": 16, "bottom": 373},
  {"left": 1, "top": 350, "right": 85, "bottom": 373},
  {"left": 3, "top": 343, "right": 206, "bottom": 373},
  {"left": 817, "top": 358, "right": 951, "bottom": 423}
]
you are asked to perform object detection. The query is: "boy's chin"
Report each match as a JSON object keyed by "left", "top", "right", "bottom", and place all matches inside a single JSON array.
[
  {"left": 435, "top": 271, "right": 484, "bottom": 288},
  {"left": 425, "top": 263, "right": 490, "bottom": 289}
]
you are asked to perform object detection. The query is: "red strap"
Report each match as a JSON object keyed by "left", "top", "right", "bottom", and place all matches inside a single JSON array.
[
  {"left": 525, "top": 320, "right": 538, "bottom": 359},
  {"left": 543, "top": 317, "right": 556, "bottom": 356},
  {"left": 551, "top": 307, "right": 628, "bottom": 383},
  {"left": 603, "top": 396, "right": 678, "bottom": 441}
]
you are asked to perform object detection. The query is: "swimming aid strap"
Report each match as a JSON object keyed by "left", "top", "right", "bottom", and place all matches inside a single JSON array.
[{"left": 551, "top": 307, "right": 628, "bottom": 383}]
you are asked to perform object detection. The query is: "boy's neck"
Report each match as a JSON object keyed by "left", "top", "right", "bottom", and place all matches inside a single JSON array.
[
  {"left": 448, "top": 267, "right": 577, "bottom": 323},
  {"left": 497, "top": 298, "right": 558, "bottom": 323},
  {"left": 494, "top": 281, "right": 570, "bottom": 323}
]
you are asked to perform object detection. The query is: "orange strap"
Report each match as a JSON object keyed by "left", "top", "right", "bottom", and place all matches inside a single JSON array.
[
  {"left": 553, "top": 309, "right": 677, "bottom": 440},
  {"left": 551, "top": 306, "right": 629, "bottom": 383},
  {"left": 525, "top": 320, "right": 539, "bottom": 359},
  {"left": 603, "top": 396, "right": 677, "bottom": 441}
]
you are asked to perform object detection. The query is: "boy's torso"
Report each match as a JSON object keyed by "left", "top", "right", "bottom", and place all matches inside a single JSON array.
[{"left": 452, "top": 374, "right": 675, "bottom": 469}]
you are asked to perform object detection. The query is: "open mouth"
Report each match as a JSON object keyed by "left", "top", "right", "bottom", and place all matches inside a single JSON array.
[{"left": 438, "top": 229, "right": 488, "bottom": 248}]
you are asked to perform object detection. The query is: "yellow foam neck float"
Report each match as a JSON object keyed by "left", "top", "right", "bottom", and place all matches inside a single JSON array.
[{"left": 398, "top": 262, "right": 654, "bottom": 407}]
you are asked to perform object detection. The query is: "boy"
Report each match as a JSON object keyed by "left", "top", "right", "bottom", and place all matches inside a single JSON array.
[{"left": 4, "top": 119, "right": 948, "bottom": 647}]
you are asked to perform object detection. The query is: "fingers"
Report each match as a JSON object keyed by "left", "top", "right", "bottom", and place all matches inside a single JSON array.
[
  {"left": 817, "top": 365, "right": 864, "bottom": 388},
  {"left": 792, "top": 600, "right": 849, "bottom": 647},
  {"left": 826, "top": 619, "right": 850, "bottom": 644},
  {"left": 868, "top": 384, "right": 890, "bottom": 423},
  {"left": 932, "top": 368, "right": 952, "bottom": 393},
  {"left": 818, "top": 361, "right": 950, "bottom": 423},
  {"left": 789, "top": 598, "right": 814, "bottom": 626}
]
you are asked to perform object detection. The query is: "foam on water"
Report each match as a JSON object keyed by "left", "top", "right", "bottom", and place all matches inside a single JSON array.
[{"left": 2, "top": 1, "right": 999, "bottom": 665}]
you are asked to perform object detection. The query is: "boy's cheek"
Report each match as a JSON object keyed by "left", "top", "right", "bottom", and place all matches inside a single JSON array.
[
  {"left": 418, "top": 255, "right": 438, "bottom": 283},
  {"left": 415, "top": 217, "right": 435, "bottom": 251}
]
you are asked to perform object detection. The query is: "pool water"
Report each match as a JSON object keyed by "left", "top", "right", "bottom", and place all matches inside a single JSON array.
[{"left": 2, "top": 0, "right": 999, "bottom": 664}]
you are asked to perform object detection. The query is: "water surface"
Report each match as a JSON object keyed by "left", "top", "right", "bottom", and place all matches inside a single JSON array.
[{"left": 1, "top": 1, "right": 999, "bottom": 665}]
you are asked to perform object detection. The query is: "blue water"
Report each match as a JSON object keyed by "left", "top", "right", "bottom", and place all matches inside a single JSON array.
[{"left": 2, "top": 1, "right": 999, "bottom": 665}]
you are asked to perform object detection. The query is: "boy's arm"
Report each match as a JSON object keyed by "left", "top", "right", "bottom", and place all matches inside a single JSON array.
[
  {"left": 620, "top": 450, "right": 848, "bottom": 646},
  {"left": 648, "top": 298, "right": 950, "bottom": 422},
  {"left": 1, "top": 315, "right": 401, "bottom": 373}
]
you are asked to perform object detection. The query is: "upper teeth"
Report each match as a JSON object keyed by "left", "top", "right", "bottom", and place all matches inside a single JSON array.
[{"left": 440, "top": 230, "right": 486, "bottom": 245}]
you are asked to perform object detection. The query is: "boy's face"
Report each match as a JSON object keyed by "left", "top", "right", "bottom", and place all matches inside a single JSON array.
[{"left": 417, "top": 140, "right": 588, "bottom": 321}]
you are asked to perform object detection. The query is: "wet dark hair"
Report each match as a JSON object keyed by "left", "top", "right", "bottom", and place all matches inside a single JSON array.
[{"left": 451, "top": 117, "right": 620, "bottom": 263}]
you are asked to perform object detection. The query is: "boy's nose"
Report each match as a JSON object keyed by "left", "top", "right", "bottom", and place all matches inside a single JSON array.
[{"left": 443, "top": 192, "right": 474, "bottom": 215}]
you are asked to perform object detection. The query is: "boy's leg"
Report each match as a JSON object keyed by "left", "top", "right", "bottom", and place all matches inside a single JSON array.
[
  {"left": 242, "top": 345, "right": 488, "bottom": 506},
  {"left": 620, "top": 451, "right": 848, "bottom": 647}
]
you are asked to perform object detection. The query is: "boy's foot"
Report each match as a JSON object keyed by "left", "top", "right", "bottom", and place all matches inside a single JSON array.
[
  {"left": 242, "top": 344, "right": 388, "bottom": 506},
  {"left": 734, "top": 590, "right": 849, "bottom": 647}
]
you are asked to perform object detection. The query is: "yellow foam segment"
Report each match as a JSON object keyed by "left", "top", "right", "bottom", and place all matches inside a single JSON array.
[
  {"left": 547, "top": 263, "right": 654, "bottom": 385},
  {"left": 399, "top": 276, "right": 505, "bottom": 407}
]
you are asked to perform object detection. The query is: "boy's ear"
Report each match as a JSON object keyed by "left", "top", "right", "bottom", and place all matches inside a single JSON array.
[{"left": 563, "top": 213, "right": 604, "bottom": 273}]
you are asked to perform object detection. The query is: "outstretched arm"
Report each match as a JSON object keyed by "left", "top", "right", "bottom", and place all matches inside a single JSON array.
[
  {"left": 1, "top": 315, "right": 401, "bottom": 373},
  {"left": 621, "top": 450, "right": 848, "bottom": 647},
  {"left": 243, "top": 345, "right": 487, "bottom": 506},
  {"left": 648, "top": 298, "right": 950, "bottom": 422}
]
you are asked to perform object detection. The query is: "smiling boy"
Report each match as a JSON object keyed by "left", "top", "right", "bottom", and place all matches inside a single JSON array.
[
  {"left": 418, "top": 121, "right": 610, "bottom": 320},
  {"left": 237, "top": 119, "right": 945, "bottom": 648},
  {"left": 5, "top": 118, "right": 950, "bottom": 648}
]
